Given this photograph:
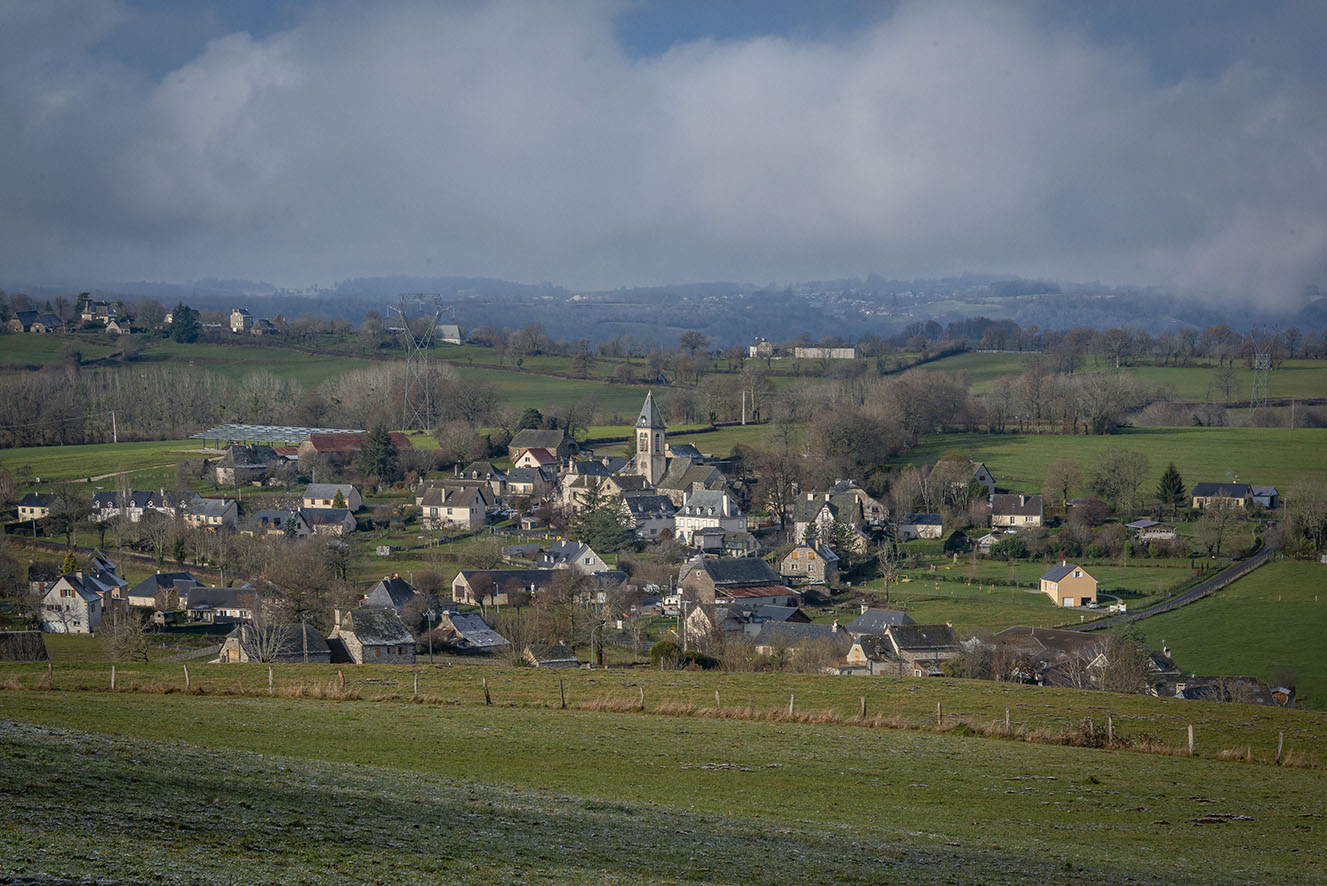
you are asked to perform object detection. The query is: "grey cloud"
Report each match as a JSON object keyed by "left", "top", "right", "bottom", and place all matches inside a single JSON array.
[{"left": 1, "top": 0, "right": 1323, "bottom": 309}]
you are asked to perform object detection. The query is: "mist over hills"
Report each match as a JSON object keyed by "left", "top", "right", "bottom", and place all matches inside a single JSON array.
[{"left": 12, "top": 273, "right": 1325, "bottom": 349}]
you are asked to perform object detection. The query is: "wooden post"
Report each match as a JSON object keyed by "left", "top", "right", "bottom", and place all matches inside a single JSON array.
[
  {"left": 1005, "top": 708, "right": 1010, "bottom": 731},
  {"left": 47, "top": 661, "right": 53, "bottom": 689},
  {"left": 788, "top": 694, "right": 795, "bottom": 716},
  {"left": 1187, "top": 723, "right": 1194, "bottom": 756},
  {"left": 859, "top": 696, "right": 867, "bottom": 719},
  {"left": 268, "top": 666, "right": 274, "bottom": 695},
  {"left": 110, "top": 665, "right": 116, "bottom": 691},
  {"left": 937, "top": 702, "right": 942, "bottom": 727},
  {"left": 413, "top": 672, "right": 419, "bottom": 697},
  {"left": 639, "top": 685, "right": 645, "bottom": 711},
  {"left": 483, "top": 676, "right": 491, "bottom": 706},
  {"left": 338, "top": 669, "right": 344, "bottom": 689},
  {"left": 1108, "top": 715, "right": 1113, "bottom": 744},
  {"left": 559, "top": 679, "right": 566, "bottom": 709},
  {"left": 715, "top": 690, "right": 721, "bottom": 710},
  {"left": 1276, "top": 730, "right": 1285, "bottom": 765},
  {"left": 184, "top": 665, "right": 190, "bottom": 690}
]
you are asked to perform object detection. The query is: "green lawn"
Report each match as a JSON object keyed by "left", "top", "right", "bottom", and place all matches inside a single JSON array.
[
  {"left": 1139, "top": 560, "right": 1327, "bottom": 710},
  {"left": 136, "top": 338, "right": 381, "bottom": 388},
  {"left": 0, "top": 332, "right": 120, "bottom": 365},
  {"left": 0, "top": 684, "right": 1323, "bottom": 882},
  {"left": 900, "top": 426, "right": 1327, "bottom": 493},
  {"left": 0, "top": 438, "right": 216, "bottom": 483},
  {"left": 911, "top": 351, "right": 1031, "bottom": 392}
]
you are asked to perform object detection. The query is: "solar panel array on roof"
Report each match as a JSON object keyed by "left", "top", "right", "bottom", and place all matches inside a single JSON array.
[{"left": 189, "top": 424, "right": 366, "bottom": 445}]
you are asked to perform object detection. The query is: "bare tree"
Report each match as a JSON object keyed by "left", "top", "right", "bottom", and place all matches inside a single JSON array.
[{"left": 99, "top": 609, "right": 151, "bottom": 662}]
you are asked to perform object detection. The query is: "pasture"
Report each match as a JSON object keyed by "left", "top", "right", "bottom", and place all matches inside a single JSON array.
[
  {"left": 0, "top": 438, "right": 215, "bottom": 484},
  {"left": 899, "top": 426, "right": 1327, "bottom": 493},
  {"left": 0, "top": 675, "right": 1323, "bottom": 883},
  {"left": 1139, "top": 560, "right": 1327, "bottom": 710}
]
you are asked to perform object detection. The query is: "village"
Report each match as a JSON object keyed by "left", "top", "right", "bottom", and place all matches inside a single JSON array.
[{"left": 7, "top": 383, "right": 1298, "bottom": 709}]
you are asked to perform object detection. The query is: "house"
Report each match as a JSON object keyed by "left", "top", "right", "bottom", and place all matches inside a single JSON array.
[
  {"left": 678, "top": 557, "right": 798, "bottom": 608},
  {"left": 1191, "top": 482, "right": 1252, "bottom": 510},
  {"left": 751, "top": 621, "right": 854, "bottom": 661},
  {"left": 182, "top": 497, "right": 238, "bottom": 531},
  {"left": 523, "top": 642, "right": 580, "bottom": 668},
  {"left": 721, "top": 530, "right": 761, "bottom": 558},
  {"left": 991, "top": 493, "right": 1043, "bottom": 528},
  {"left": 212, "top": 445, "right": 279, "bottom": 485},
  {"left": 81, "top": 300, "right": 118, "bottom": 324},
  {"left": 435, "top": 611, "right": 510, "bottom": 652},
  {"left": 220, "top": 623, "right": 331, "bottom": 663},
  {"left": 1039, "top": 561, "right": 1098, "bottom": 608},
  {"left": 674, "top": 489, "right": 747, "bottom": 545},
  {"left": 458, "top": 460, "right": 508, "bottom": 497},
  {"left": 879, "top": 623, "right": 962, "bottom": 676},
  {"left": 974, "top": 532, "right": 1001, "bottom": 555},
  {"left": 91, "top": 488, "right": 197, "bottom": 523},
  {"left": 654, "top": 460, "right": 726, "bottom": 507},
  {"left": 748, "top": 337, "right": 774, "bottom": 359},
  {"left": 243, "top": 508, "right": 312, "bottom": 538},
  {"left": 778, "top": 544, "right": 839, "bottom": 584},
  {"left": 104, "top": 317, "right": 134, "bottom": 335},
  {"left": 514, "top": 447, "right": 560, "bottom": 470},
  {"left": 363, "top": 574, "right": 416, "bottom": 613},
  {"left": 253, "top": 318, "right": 278, "bottom": 336},
  {"left": 436, "top": 323, "right": 463, "bottom": 345},
  {"left": 127, "top": 572, "right": 199, "bottom": 609},
  {"left": 508, "top": 428, "right": 573, "bottom": 464},
  {"left": 987, "top": 626, "right": 1109, "bottom": 687},
  {"left": 181, "top": 586, "right": 256, "bottom": 623},
  {"left": 845, "top": 636, "right": 894, "bottom": 675},
  {"left": 452, "top": 568, "right": 558, "bottom": 607},
  {"left": 17, "top": 493, "right": 53, "bottom": 522},
  {"left": 703, "top": 603, "right": 812, "bottom": 639},
  {"left": 971, "top": 462, "right": 996, "bottom": 497},
  {"left": 303, "top": 483, "right": 362, "bottom": 511},
  {"left": 505, "top": 466, "right": 557, "bottom": 500},
  {"left": 327, "top": 607, "right": 416, "bottom": 664},
  {"left": 844, "top": 608, "right": 916, "bottom": 637},
  {"left": 540, "top": 540, "right": 609, "bottom": 575},
  {"left": 896, "top": 513, "right": 944, "bottom": 540},
  {"left": 8, "top": 310, "right": 63, "bottom": 333},
  {"left": 418, "top": 484, "right": 487, "bottom": 531},
  {"left": 1126, "top": 519, "right": 1177, "bottom": 541},
  {"left": 1251, "top": 486, "right": 1279, "bottom": 509},
  {"left": 793, "top": 346, "right": 857, "bottom": 360},
  {"left": 39, "top": 574, "right": 104, "bottom": 633},
  {"left": 300, "top": 507, "right": 357, "bottom": 536},
  {"left": 229, "top": 307, "right": 253, "bottom": 333},
  {"left": 622, "top": 492, "right": 676, "bottom": 539}
]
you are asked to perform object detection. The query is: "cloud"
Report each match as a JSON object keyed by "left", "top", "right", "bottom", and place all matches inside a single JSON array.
[{"left": 1, "top": 0, "right": 1324, "bottom": 310}]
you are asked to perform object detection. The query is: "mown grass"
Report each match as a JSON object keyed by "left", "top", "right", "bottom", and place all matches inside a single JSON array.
[
  {"left": 1140, "top": 560, "right": 1327, "bottom": 709},
  {"left": 900, "top": 426, "right": 1327, "bottom": 492},
  {"left": 0, "top": 691, "right": 1323, "bottom": 883},
  {"left": 0, "top": 438, "right": 215, "bottom": 482}
]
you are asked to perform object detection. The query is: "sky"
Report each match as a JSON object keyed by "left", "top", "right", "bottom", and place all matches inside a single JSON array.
[{"left": 2, "top": 0, "right": 1325, "bottom": 310}]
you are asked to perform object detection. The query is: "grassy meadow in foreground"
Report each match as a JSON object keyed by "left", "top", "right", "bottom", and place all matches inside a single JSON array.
[{"left": 0, "top": 690, "right": 1323, "bottom": 884}]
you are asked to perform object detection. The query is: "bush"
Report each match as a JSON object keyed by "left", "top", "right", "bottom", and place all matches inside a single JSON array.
[{"left": 649, "top": 640, "right": 681, "bottom": 669}]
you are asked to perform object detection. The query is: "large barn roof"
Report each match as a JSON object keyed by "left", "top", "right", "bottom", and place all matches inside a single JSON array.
[{"left": 190, "top": 424, "right": 365, "bottom": 446}]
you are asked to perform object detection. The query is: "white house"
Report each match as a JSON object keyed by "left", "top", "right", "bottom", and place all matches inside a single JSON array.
[
  {"left": 674, "top": 489, "right": 746, "bottom": 545},
  {"left": 40, "top": 574, "right": 104, "bottom": 633},
  {"left": 302, "top": 483, "right": 362, "bottom": 512}
]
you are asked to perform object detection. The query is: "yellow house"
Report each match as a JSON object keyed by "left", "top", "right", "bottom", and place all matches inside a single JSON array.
[{"left": 1039, "top": 562, "right": 1097, "bottom": 608}]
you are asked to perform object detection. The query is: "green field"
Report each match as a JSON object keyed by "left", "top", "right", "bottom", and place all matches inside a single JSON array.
[
  {"left": 0, "top": 332, "right": 121, "bottom": 365},
  {"left": 900, "top": 426, "right": 1327, "bottom": 493},
  {"left": 0, "top": 679, "right": 1323, "bottom": 883},
  {"left": 911, "top": 351, "right": 1031, "bottom": 392},
  {"left": 1140, "top": 560, "right": 1327, "bottom": 710},
  {"left": 0, "top": 438, "right": 216, "bottom": 483}
]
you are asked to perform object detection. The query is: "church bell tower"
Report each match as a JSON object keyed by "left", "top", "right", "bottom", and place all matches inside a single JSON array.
[{"left": 635, "top": 391, "right": 667, "bottom": 486}]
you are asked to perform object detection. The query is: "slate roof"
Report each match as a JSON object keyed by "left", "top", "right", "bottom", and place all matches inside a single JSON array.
[
  {"left": 304, "top": 483, "right": 357, "bottom": 501},
  {"left": 341, "top": 607, "right": 414, "bottom": 646},
  {"left": 988, "top": 625, "right": 1108, "bottom": 659},
  {"left": 229, "top": 623, "right": 331, "bottom": 659},
  {"left": 419, "top": 485, "right": 485, "bottom": 509},
  {"left": 246, "top": 509, "right": 303, "bottom": 532},
  {"left": 845, "top": 608, "right": 916, "bottom": 635},
  {"left": 888, "top": 624, "right": 960, "bottom": 654},
  {"left": 301, "top": 507, "right": 354, "bottom": 526},
  {"left": 304, "top": 432, "right": 412, "bottom": 452},
  {"left": 902, "top": 513, "right": 943, "bottom": 526},
  {"left": 440, "top": 612, "right": 510, "bottom": 649},
  {"left": 52, "top": 574, "right": 104, "bottom": 603},
  {"left": 1039, "top": 563, "right": 1085, "bottom": 583},
  {"left": 1251, "top": 485, "right": 1278, "bottom": 497},
  {"left": 510, "top": 429, "right": 568, "bottom": 451},
  {"left": 752, "top": 622, "right": 853, "bottom": 653},
  {"left": 656, "top": 460, "right": 722, "bottom": 491},
  {"left": 623, "top": 493, "right": 676, "bottom": 519},
  {"left": 1191, "top": 482, "right": 1252, "bottom": 498},
  {"left": 364, "top": 575, "right": 416, "bottom": 611},
  {"left": 635, "top": 391, "right": 665, "bottom": 429},
  {"left": 460, "top": 460, "right": 507, "bottom": 480},
  {"left": 686, "top": 556, "right": 781, "bottom": 587},
  {"left": 129, "top": 572, "right": 200, "bottom": 599},
  {"left": 506, "top": 466, "right": 553, "bottom": 485},
  {"left": 524, "top": 641, "right": 580, "bottom": 667},
  {"left": 19, "top": 492, "right": 53, "bottom": 508},
  {"left": 991, "top": 494, "right": 1043, "bottom": 516},
  {"left": 667, "top": 443, "right": 706, "bottom": 460},
  {"left": 458, "top": 569, "right": 560, "bottom": 593},
  {"left": 217, "top": 444, "right": 278, "bottom": 467},
  {"left": 183, "top": 586, "right": 255, "bottom": 612},
  {"left": 678, "top": 489, "right": 737, "bottom": 516},
  {"left": 185, "top": 498, "right": 235, "bottom": 519}
]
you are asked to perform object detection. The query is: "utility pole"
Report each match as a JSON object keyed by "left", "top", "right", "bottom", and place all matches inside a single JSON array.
[
  {"left": 741, "top": 389, "right": 746, "bottom": 425},
  {"left": 111, "top": 410, "right": 117, "bottom": 444}
]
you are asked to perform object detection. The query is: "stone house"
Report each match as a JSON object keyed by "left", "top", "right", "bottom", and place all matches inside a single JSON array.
[
  {"left": 127, "top": 572, "right": 200, "bottom": 609},
  {"left": 212, "top": 445, "right": 279, "bottom": 485},
  {"left": 1039, "top": 562, "right": 1098, "bottom": 608},
  {"left": 363, "top": 574, "right": 417, "bottom": 613},
  {"left": 452, "top": 569, "right": 558, "bottom": 607},
  {"left": 677, "top": 557, "right": 796, "bottom": 608},
  {"left": 878, "top": 624, "right": 962, "bottom": 676},
  {"left": 243, "top": 509, "right": 312, "bottom": 538},
  {"left": 220, "top": 623, "right": 331, "bottom": 663},
  {"left": 508, "top": 428, "right": 573, "bottom": 464},
  {"left": 303, "top": 483, "right": 362, "bottom": 511},
  {"left": 540, "top": 540, "right": 609, "bottom": 575},
  {"left": 896, "top": 513, "right": 943, "bottom": 540},
  {"left": 751, "top": 621, "right": 853, "bottom": 661},
  {"left": 435, "top": 611, "right": 510, "bottom": 652},
  {"left": 229, "top": 307, "right": 253, "bottom": 333},
  {"left": 182, "top": 498, "right": 238, "bottom": 531},
  {"left": 300, "top": 507, "right": 357, "bottom": 536},
  {"left": 674, "top": 489, "right": 747, "bottom": 545},
  {"left": 778, "top": 543, "right": 839, "bottom": 584},
  {"left": 991, "top": 493, "right": 1043, "bottom": 528},
  {"left": 622, "top": 492, "right": 676, "bottom": 539},
  {"left": 181, "top": 586, "right": 256, "bottom": 623},
  {"left": 843, "top": 607, "right": 915, "bottom": 637},
  {"left": 327, "top": 607, "right": 416, "bottom": 664}
]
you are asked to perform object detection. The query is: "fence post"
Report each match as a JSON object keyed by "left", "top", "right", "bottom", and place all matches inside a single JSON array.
[
  {"left": 1005, "top": 708, "right": 1010, "bottom": 732},
  {"left": 338, "top": 669, "right": 344, "bottom": 689},
  {"left": 559, "top": 679, "right": 566, "bottom": 709},
  {"left": 483, "top": 676, "right": 491, "bottom": 706},
  {"left": 1276, "top": 730, "right": 1284, "bottom": 765},
  {"left": 413, "top": 672, "right": 419, "bottom": 697},
  {"left": 788, "top": 694, "right": 795, "bottom": 716},
  {"left": 860, "top": 696, "right": 867, "bottom": 720},
  {"left": 639, "top": 685, "right": 645, "bottom": 711},
  {"left": 47, "top": 660, "right": 53, "bottom": 689},
  {"left": 1108, "top": 715, "right": 1113, "bottom": 745},
  {"left": 715, "top": 690, "right": 721, "bottom": 710},
  {"left": 937, "top": 702, "right": 942, "bottom": 728},
  {"left": 1187, "top": 724, "right": 1194, "bottom": 756},
  {"left": 268, "top": 666, "right": 274, "bottom": 695},
  {"left": 110, "top": 665, "right": 116, "bottom": 691},
  {"left": 184, "top": 664, "right": 190, "bottom": 691}
]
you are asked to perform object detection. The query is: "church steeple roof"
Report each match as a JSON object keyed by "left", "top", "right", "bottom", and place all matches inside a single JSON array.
[{"left": 636, "top": 391, "right": 665, "bottom": 429}]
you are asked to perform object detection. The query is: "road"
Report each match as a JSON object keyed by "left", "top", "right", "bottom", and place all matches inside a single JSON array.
[{"left": 1074, "top": 544, "right": 1274, "bottom": 631}]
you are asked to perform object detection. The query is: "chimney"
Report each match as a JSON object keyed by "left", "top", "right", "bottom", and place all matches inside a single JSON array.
[
  {"left": 1060, "top": 556, "right": 1066, "bottom": 566},
  {"left": 860, "top": 602, "right": 869, "bottom": 614},
  {"left": 333, "top": 608, "right": 342, "bottom": 628},
  {"left": 831, "top": 620, "right": 839, "bottom": 632}
]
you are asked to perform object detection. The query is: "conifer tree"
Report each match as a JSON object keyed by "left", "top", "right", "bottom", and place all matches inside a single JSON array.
[
  {"left": 59, "top": 549, "right": 77, "bottom": 576},
  {"left": 1156, "top": 462, "right": 1187, "bottom": 518}
]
